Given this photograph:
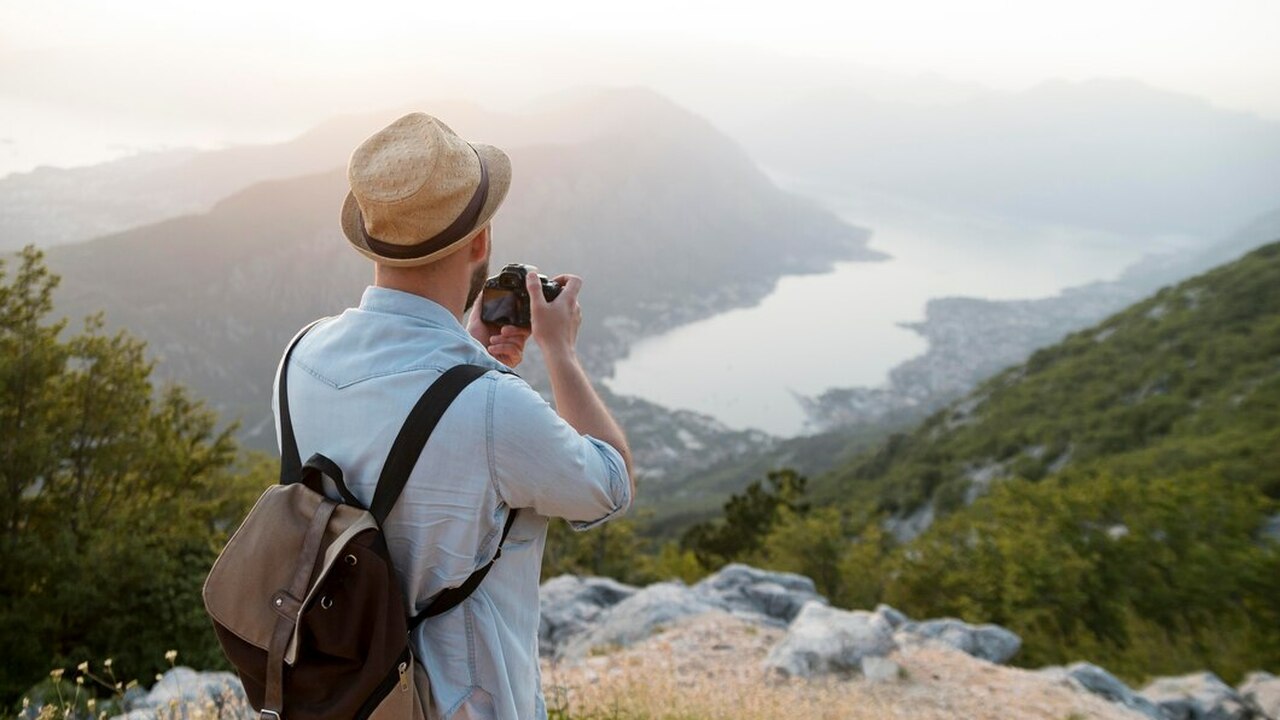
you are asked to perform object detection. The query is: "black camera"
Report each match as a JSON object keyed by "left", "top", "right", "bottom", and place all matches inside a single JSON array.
[{"left": 479, "top": 263, "right": 562, "bottom": 328}]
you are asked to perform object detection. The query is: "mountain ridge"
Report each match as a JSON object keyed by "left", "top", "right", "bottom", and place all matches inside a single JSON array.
[{"left": 41, "top": 92, "right": 877, "bottom": 486}]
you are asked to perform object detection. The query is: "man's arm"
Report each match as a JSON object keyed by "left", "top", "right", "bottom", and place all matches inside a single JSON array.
[{"left": 526, "top": 270, "right": 635, "bottom": 490}]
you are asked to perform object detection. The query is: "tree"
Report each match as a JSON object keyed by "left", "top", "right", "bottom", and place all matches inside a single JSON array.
[
  {"left": 681, "top": 469, "right": 809, "bottom": 569},
  {"left": 882, "top": 469, "right": 1280, "bottom": 681},
  {"left": 0, "top": 247, "right": 263, "bottom": 704}
]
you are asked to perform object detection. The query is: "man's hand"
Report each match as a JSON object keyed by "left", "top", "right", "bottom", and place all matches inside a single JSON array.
[
  {"left": 467, "top": 301, "right": 531, "bottom": 368},
  {"left": 527, "top": 268, "right": 582, "bottom": 357},
  {"left": 524, "top": 267, "right": 634, "bottom": 482}
]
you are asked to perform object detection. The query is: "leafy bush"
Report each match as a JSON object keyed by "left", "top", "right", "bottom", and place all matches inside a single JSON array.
[{"left": 0, "top": 247, "right": 266, "bottom": 705}]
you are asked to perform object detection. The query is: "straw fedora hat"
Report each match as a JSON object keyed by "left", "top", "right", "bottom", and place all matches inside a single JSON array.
[{"left": 341, "top": 112, "right": 512, "bottom": 267}]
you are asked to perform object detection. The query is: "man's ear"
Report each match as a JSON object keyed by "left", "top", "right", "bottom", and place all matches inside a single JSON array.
[{"left": 468, "top": 225, "right": 490, "bottom": 261}]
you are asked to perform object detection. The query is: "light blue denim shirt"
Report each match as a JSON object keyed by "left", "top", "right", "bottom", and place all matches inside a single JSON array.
[{"left": 272, "top": 286, "right": 631, "bottom": 720}]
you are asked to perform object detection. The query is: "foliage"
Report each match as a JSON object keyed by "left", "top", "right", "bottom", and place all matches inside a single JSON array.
[
  {"left": 0, "top": 247, "right": 265, "bottom": 705},
  {"left": 679, "top": 469, "right": 809, "bottom": 569},
  {"left": 883, "top": 470, "right": 1280, "bottom": 682},
  {"left": 543, "top": 512, "right": 707, "bottom": 587}
]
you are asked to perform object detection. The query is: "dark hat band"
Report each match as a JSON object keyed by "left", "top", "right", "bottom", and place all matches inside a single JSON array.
[{"left": 358, "top": 146, "right": 490, "bottom": 261}]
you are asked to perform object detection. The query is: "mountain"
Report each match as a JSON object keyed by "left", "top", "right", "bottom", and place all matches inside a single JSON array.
[
  {"left": 736, "top": 78, "right": 1280, "bottom": 237},
  {"left": 40, "top": 89, "right": 878, "bottom": 477},
  {"left": 813, "top": 240, "right": 1280, "bottom": 539},
  {"left": 4, "top": 85, "right": 867, "bottom": 251}
]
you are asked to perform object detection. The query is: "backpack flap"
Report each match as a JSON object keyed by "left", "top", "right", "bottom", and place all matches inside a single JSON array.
[{"left": 202, "top": 482, "right": 371, "bottom": 654}]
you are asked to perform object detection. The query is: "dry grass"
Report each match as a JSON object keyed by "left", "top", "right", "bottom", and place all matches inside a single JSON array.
[{"left": 541, "top": 612, "right": 1151, "bottom": 720}]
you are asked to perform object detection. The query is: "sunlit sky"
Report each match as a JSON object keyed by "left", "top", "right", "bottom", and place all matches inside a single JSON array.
[{"left": 2, "top": 0, "right": 1279, "bottom": 175}]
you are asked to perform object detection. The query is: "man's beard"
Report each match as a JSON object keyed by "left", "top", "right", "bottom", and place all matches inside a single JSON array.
[{"left": 464, "top": 256, "right": 490, "bottom": 313}]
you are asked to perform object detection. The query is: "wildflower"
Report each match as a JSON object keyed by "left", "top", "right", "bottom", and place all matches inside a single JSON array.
[
  {"left": 155, "top": 674, "right": 163, "bottom": 682},
  {"left": 50, "top": 668, "right": 65, "bottom": 680},
  {"left": 104, "top": 658, "right": 113, "bottom": 669},
  {"left": 77, "top": 661, "right": 89, "bottom": 673},
  {"left": 77, "top": 676, "right": 85, "bottom": 686},
  {"left": 126, "top": 680, "right": 138, "bottom": 690},
  {"left": 87, "top": 699, "right": 96, "bottom": 710},
  {"left": 164, "top": 649, "right": 178, "bottom": 663}
]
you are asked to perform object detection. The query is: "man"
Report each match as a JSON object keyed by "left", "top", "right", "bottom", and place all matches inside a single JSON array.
[{"left": 273, "top": 112, "right": 634, "bottom": 719}]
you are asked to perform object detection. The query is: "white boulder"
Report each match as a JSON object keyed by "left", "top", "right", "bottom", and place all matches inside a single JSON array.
[{"left": 763, "top": 601, "right": 897, "bottom": 679}]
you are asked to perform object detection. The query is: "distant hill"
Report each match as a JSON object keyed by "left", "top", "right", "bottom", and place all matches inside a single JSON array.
[
  {"left": 635, "top": 419, "right": 904, "bottom": 539},
  {"left": 738, "top": 78, "right": 1280, "bottom": 237},
  {"left": 814, "top": 240, "right": 1280, "bottom": 539},
  {"left": 3, "top": 86, "right": 823, "bottom": 250},
  {"left": 41, "top": 89, "right": 877, "bottom": 476}
]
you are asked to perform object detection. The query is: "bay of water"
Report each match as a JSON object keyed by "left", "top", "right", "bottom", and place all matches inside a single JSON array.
[{"left": 607, "top": 176, "right": 1199, "bottom": 436}]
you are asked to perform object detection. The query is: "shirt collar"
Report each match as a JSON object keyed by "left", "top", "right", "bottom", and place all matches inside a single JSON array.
[{"left": 358, "top": 286, "right": 470, "bottom": 337}]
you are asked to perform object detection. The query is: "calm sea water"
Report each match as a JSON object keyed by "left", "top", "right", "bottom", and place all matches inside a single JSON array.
[{"left": 606, "top": 176, "right": 1199, "bottom": 436}]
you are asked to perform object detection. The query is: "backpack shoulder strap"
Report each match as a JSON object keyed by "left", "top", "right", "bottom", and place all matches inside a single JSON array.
[
  {"left": 368, "top": 363, "right": 521, "bottom": 627},
  {"left": 277, "top": 320, "right": 326, "bottom": 485},
  {"left": 368, "top": 364, "right": 498, "bottom": 526},
  {"left": 412, "top": 508, "right": 518, "bottom": 627}
]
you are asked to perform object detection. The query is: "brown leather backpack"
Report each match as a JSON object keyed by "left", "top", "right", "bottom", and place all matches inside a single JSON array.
[{"left": 203, "top": 327, "right": 517, "bottom": 719}]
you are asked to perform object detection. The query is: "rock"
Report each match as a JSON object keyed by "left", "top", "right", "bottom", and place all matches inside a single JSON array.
[
  {"left": 1262, "top": 514, "right": 1280, "bottom": 543},
  {"left": 884, "top": 502, "right": 936, "bottom": 543},
  {"left": 691, "top": 563, "right": 826, "bottom": 626},
  {"left": 897, "top": 618, "right": 1021, "bottom": 664},
  {"left": 873, "top": 603, "right": 910, "bottom": 630},
  {"left": 539, "top": 574, "right": 638, "bottom": 657},
  {"left": 558, "top": 581, "right": 722, "bottom": 659},
  {"left": 1037, "top": 662, "right": 1163, "bottom": 719},
  {"left": 860, "top": 656, "right": 903, "bottom": 683},
  {"left": 763, "top": 601, "right": 896, "bottom": 678},
  {"left": 1140, "top": 672, "right": 1255, "bottom": 720},
  {"left": 109, "top": 667, "right": 246, "bottom": 719},
  {"left": 1238, "top": 672, "right": 1279, "bottom": 720}
]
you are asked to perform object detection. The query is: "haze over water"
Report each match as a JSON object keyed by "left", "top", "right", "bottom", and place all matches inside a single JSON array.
[{"left": 607, "top": 177, "right": 1200, "bottom": 436}]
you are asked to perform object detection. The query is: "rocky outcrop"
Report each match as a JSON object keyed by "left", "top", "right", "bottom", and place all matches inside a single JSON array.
[
  {"left": 897, "top": 617, "right": 1022, "bottom": 664},
  {"left": 557, "top": 581, "right": 724, "bottom": 660},
  {"left": 1239, "top": 672, "right": 1280, "bottom": 720},
  {"left": 691, "top": 563, "right": 825, "bottom": 626},
  {"left": 1037, "top": 662, "right": 1164, "bottom": 719},
  {"left": 764, "top": 601, "right": 897, "bottom": 679},
  {"left": 544, "top": 564, "right": 829, "bottom": 659},
  {"left": 1140, "top": 672, "right": 1258, "bottom": 720},
  {"left": 109, "top": 667, "right": 246, "bottom": 719},
  {"left": 538, "top": 575, "right": 638, "bottom": 657}
]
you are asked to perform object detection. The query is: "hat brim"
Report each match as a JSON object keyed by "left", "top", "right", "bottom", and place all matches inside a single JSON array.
[{"left": 341, "top": 143, "right": 512, "bottom": 267}]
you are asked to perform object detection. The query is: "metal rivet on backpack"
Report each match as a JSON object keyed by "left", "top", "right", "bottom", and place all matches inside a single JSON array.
[
  {"left": 320, "top": 596, "right": 334, "bottom": 610},
  {"left": 344, "top": 554, "right": 358, "bottom": 566},
  {"left": 273, "top": 597, "right": 283, "bottom": 608}
]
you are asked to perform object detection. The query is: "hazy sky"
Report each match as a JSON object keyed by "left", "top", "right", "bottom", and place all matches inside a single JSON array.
[{"left": 2, "top": 0, "right": 1279, "bottom": 174}]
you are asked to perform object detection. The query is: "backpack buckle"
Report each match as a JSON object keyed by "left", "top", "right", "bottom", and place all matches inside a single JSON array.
[{"left": 260, "top": 711, "right": 282, "bottom": 720}]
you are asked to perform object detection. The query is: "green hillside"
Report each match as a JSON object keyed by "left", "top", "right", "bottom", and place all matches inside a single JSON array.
[
  {"left": 675, "top": 241, "right": 1280, "bottom": 682},
  {"left": 821, "top": 240, "right": 1280, "bottom": 527}
]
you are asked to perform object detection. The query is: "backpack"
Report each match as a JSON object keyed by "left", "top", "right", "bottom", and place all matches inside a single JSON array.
[{"left": 203, "top": 325, "right": 518, "bottom": 719}]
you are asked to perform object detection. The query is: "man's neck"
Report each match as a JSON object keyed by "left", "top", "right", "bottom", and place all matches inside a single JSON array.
[{"left": 373, "top": 264, "right": 466, "bottom": 321}]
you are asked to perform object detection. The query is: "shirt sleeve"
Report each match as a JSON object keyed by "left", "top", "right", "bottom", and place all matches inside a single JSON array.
[{"left": 487, "top": 372, "right": 631, "bottom": 531}]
